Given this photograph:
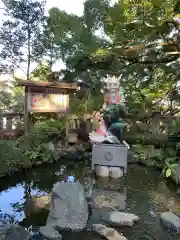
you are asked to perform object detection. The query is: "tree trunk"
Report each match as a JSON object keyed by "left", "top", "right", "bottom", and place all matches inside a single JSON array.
[{"left": 27, "top": 24, "right": 31, "bottom": 80}]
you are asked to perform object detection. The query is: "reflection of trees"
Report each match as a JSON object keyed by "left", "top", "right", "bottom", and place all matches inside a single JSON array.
[
  {"left": 148, "top": 181, "right": 179, "bottom": 212},
  {"left": 0, "top": 162, "right": 86, "bottom": 228},
  {"left": 10, "top": 202, "right": 24, "bottom": 213},
  {"left": 20, "top": 209, "right": 49, "bottom": 227},
  {"left": 0, "top": 212, "right": 18, "bottom": 226},
  {"left": 30, "top": 165, "right": 67, "bottom": 192},
  {"left": 27, "top": 163, "right": 85, "bottom": 192},
  {"left": 0, "top": 173, "right": 25, "bottom": 192},
  {"left": 24, "top": 180, "right": 32, "bottom": 199}
]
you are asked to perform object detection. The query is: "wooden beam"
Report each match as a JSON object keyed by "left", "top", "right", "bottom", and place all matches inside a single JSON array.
[
  {"left": 17, "top": 80, "right": 79, "bottom": 91},
  {"left": 0, "top": 113, "right": 24, "bottom": 117}
]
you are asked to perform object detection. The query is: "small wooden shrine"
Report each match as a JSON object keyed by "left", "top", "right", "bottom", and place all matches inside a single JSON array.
[{"left": 18, "top": 80, "right": 78, "bottom": 146}]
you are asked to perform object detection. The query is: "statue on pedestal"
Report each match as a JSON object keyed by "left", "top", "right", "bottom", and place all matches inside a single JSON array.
[{"left": 91, "top": 75, "right": 129, "bottom": 147}]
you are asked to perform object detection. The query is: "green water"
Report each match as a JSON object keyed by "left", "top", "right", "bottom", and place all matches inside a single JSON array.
[{"left": 0, "top": 162, "right": 180, "bottom": 240}]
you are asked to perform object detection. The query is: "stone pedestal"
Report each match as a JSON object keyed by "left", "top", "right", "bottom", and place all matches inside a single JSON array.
[
  {"left": 95, "top": 166, "right": 109, "bottom": 178},
  {"left": 95, "top": 166, "right": 124, "bottom": 179},
  {"left": 109, "top": 167, "right": 123, "bottom": 179}
]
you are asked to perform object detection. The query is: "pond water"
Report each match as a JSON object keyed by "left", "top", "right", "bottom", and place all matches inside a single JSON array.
[{"left": 0, "top": 161, "right": 180, "bottom": 240}]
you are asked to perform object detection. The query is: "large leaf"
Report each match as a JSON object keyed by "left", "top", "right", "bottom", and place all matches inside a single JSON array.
[{"left": 166, "top": 168, "right": 172, "bottom": 178}]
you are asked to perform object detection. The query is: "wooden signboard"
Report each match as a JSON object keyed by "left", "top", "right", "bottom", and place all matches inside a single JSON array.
[
  {"left": 27, "top": 88, "right": 69, "bottom": 113},
  {"left": 18, "top": 80, "right": 78, "bottom": 147}
]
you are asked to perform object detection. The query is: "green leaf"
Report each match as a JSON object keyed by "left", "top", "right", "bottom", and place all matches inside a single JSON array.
[
  {"left": 165, "top": 161, "right": 171, "bottom": 167},
  {"left": 166, "top": 168, "right": 172, "bottom": 178},
  {"left": 30, "top": 151, "right": 39, "bottom": 159},
  {"left": 152, "top": 0, "right": 162, "bottom": 8},
  {"left": 170, "top": 163, "right": 178, "bottom": 169}
]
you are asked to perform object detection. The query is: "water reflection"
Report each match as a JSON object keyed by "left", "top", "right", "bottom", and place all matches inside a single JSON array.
[
  {"left": 0, "top": 164, "right": 180, "bottom": 240},
  {"left": 0, "top": 162, "right": 87, "bottom": 227},
  {"left": 67, "top": 176, "right": 75, "bottom": 182},
  {"left": 0, "top": 184, "right": 48, "bottom": 224}
]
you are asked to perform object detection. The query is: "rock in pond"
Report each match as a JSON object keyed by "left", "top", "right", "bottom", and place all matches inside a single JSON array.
[
  {"left": 92, "top": 224, "right": 127, "bottom": 240},
  {"left": 0, "top": 224, "right": 29, "bottom": 240},
  {"left": 40, "top": 182, "right": 89, "bottom": 236},
  {"left": 92, "top": 190, "right": 126, "bottom": 210},
  {"left": 40, "top": 225, "right": 62, "bottom": 240},
  {"left": 101, "top": 211, "right": 139, "bottom": 227},
  {"left": 24, "top": 194, "right": 51, "bottom": 217},
  {"left": 160, "top": 212, "right": 180, "bottom": 234}
]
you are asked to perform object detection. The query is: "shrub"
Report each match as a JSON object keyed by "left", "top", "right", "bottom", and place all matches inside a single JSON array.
[
  {"left": 24, "top": 145, "right": 59, "bottom": 164},
  {"left": 29, "top": 120, "right": 65, "bottom": 143},
  {"left": 0, "top": 140, "right": 30, "bottom": 175},
  {"left": 168, "top": 120, "right": 180, "bottom": 145},
  {"left": 15, "top": 120, "right": 64, "bottom": 164},
  {"left": 0, "top": 119, "right": 65, "bottom": 175}
]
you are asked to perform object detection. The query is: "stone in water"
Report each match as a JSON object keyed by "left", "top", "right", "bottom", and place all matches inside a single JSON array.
[
  {"left": 46, "top": 182, "right": 89, "bottom": 231},
  {"left": 40, "top": 225, "right": 62, "bottom": 240},
  {"left": 0, "top": 225, "right": 29, "bottom": 240},
  {"left": 160, "top": 212, "right": 180, "bottom": 234},
  {"left": 92, "top": 224, "right": 127, "bottom": 240},
  {"left": 102, "top": 211, "right": 139, "bottom": 227}
]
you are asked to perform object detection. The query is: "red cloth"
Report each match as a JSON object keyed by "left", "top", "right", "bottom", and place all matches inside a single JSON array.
[{"left": 96, "top": 120, "right": 107, "bottom": 136}]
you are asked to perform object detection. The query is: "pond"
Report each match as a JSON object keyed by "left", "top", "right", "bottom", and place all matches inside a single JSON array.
[{"left": 0, "top": 161, "right": 180, "bottom": 240}]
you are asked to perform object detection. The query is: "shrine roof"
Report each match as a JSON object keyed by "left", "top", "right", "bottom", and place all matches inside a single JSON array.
[{"left": 17, "top": 80, "right": 78, "bottom": 91}]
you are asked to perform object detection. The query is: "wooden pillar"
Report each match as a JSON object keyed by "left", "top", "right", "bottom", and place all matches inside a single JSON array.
[
  {"left": 65, "top": 112, "right": 69, "bottom": 149},
  {"left": 151, "top": 113, "right": 160, "bottom": 136},
  {"left": 0, "top": 118, "right": 3, "bottom": 130},
  {"left": 15, "top": 115, "right": 22, "bottom": 132},
  {"left": 6, "top": 116, "right": 13, "bottom": 131},
  {"left": 24, "top": 86, "right": 29, "bottom": 134},
  {"left": 86, "top": 118, "right": 92, "bottom": 133},
  {"left": 72, "top": 117, "right": 76, "bottom": 129},
  {"left": 74, "top": 118, "right": 78, "bottom": 129},
  {"left": 163, "top": 117, "right": 170, "bottom": 135}
]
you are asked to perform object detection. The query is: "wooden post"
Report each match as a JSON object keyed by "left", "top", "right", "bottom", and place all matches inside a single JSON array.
[
  {"left": 15, "top": 115, "right": 22, "bottom": 132},
  {"left": 24, "top": 86, "right": 29, "bottom": 134},
  {"left": 163, "top": 117, "right": 170, "bottom": 135},
  {"left": 6, "top": 116, "right": 13, "bottom": 131},
  {"left": 86, "top": 118, "right": 92, "bottom": 133},
  {"left": 65, "top": 113, "right": 69, "bottom": 149},
  {"left": 151, "top": 112, "right": 160, "bottom": 136},
  {"left": 0, "top": 118, "right": 3, "bottom": 130}
]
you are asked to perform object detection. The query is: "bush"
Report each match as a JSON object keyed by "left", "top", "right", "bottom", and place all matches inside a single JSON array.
[
  {"left": 0, "top": 140, "right": 30, "bottom": 176},
  {"left": 24, "top": 145, "right": 59, "bottom": 164},
  {"left": 17, "top": 119, "right": 65, "bottom": 148},
  {"left": 28, "top": 121, "right": 62, "bottom": 144},
  {"left": 0, "top": 119, "right": 65, "bottom": 176},
  {"left": 42, "top": 119, "right": 66, "bottom": 132},
  {"left": 15, "top": 120, "right": 64, "bottom": 164},
  {"left": 132, "top": 144, "right": 177, "bottom": 168}
]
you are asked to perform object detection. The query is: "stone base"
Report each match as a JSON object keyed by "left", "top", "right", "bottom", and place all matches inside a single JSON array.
[
  {"left": 95, "top": 166, "right": 124, "bottom": 179},
  {"left": 109, "top": 167, "right": 123, "bottom": 179},
  {"left": 95, "top": 166, "right": 109, "bottom": 178}
]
